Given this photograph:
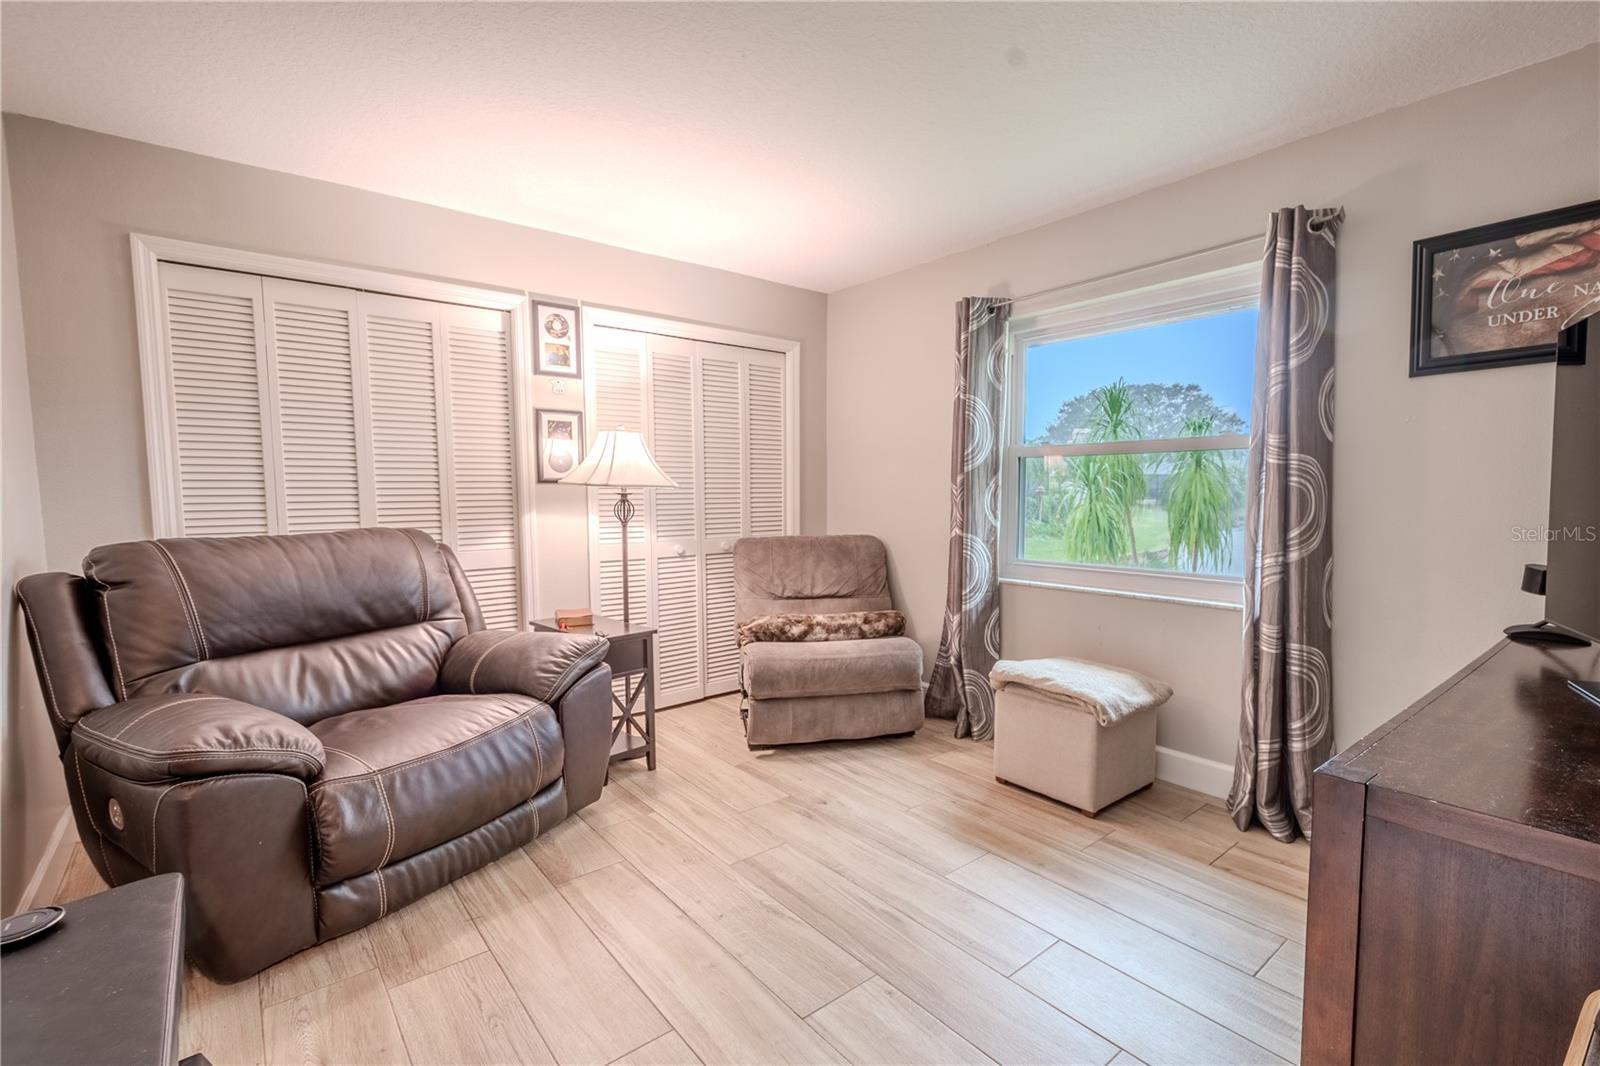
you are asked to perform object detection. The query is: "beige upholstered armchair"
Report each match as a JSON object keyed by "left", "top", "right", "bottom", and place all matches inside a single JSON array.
[{"left": 732, "top": 535, "right": 924, "bottom": 746}]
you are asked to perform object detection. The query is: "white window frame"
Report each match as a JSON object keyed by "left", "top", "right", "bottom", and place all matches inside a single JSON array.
[
  {"left": 1000, "top": 240, "right": 1261, "bottom": 608},
  {"left": 129, "top": 233, "right": 543, "bottom": 621}
]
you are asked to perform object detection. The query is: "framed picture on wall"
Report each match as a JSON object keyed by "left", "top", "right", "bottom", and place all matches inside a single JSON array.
[
  {"left": 1410, "top": 200, "right": 1599, "bottom": 376},
  {"left": 535, "top": 302, "right": 581, "bottom": 378},
  {"left": 535, "top": 408, "right": 585, "bottom": 482}
]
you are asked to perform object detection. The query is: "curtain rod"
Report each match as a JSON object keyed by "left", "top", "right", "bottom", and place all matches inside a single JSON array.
[{"left": 992, "top": 233, "right": 1264, "bottom": 307}]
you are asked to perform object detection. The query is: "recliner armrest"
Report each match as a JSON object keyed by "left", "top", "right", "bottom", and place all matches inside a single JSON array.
[
  {"left": 73, "top": 694, "right": 325, "bottom": 782},
  {"left": 439, "top": 630, "right": 610, "bottom": 704}
]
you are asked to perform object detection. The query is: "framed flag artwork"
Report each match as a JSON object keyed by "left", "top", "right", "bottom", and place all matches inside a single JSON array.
[{"left": 1410, "top": 201, "right": 1598, "bottom": 376}]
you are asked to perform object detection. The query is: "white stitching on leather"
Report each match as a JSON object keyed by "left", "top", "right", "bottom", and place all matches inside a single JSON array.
[
  {"left": 149, "top": 783, "right": 178, "bottom": 867},
  {"left": 544, "top": 641, "right": 607, "bottom": 703},
  {"left": 147, "top": 773, "right": 312, "bottom": 911},
  {"left": 305, "top": 794, "right": 321, "bottom": 930},
  {"left": 373, "top": 774, "right": 395, "bottom": 919},
  {"left": 152, "top": 542, "right": 210, "bottom": 660},
  {"left": 112, "top": 695, "right": 226, "bottom": 739},
  {"left": 73, "top": 751, "right": 100, "bottom": 834},
  {"left": 321, "top": 746, "right": 377, "bottom": 772},
  {"left": 526, "top": 713, "right": 545, "bottom": 793},
  {"left": 72, "top": 750, "right": 119, "bottom": 887},
  {"left": 374, "top": 776, "right": 396, "bottom": 868},
  {"left": 75, "top": 724, "right": 323, "bottom": 769},
  {"left": 465, "top": 633, "right": 516, "bottom": 694},
  {"left": 306, "top": 699, "right": 533, "bottom": 792},
  {"left": 396, "top": 529, "right": 430, "bottom": 623},
  {"left": 148, "top": 542, "right": 205, "bottom": 662},
  {"left": 85, "top": 561, "right": 127, "bottom": 701},
  {"left": 15, "top": 590, "right": 66, "bottom": 726}
]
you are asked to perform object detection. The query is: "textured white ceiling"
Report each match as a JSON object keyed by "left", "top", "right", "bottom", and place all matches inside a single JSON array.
[{"left": 3, "top": 3, "right": 1595, "bottom": 291}]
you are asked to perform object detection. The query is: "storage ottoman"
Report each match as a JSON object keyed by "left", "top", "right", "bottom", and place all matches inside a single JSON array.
[{"left": 991, "top": 658, "right": 1169, "bottom": 815}]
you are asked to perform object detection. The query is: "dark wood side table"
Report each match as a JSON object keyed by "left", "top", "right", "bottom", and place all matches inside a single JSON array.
[
  {"left": 532, "top": 614, "right": 657, "bottom": 770},
  {"left": 2, "top": 872, "right": 203, "bottom": 1066}
]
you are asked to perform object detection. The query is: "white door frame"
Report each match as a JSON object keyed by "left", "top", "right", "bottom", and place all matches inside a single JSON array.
[{"left": 130, "top": 234, "right": 545, "bottom": 623}]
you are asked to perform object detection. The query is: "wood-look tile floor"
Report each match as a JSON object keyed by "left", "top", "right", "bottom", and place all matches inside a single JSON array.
[{"left": 48, "top": 696, "right": 1309, "bottom": 1066}]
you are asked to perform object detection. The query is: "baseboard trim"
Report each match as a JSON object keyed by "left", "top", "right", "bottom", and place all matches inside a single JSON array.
[
  {"left": 1156, "top": 746, "right": 1233, "bottom": 801},
  {"left": 16, "top": 807, "right": 74, "bottom": 913}
]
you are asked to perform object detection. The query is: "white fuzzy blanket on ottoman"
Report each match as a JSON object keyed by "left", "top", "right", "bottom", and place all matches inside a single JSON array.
[{"left": 989, "top": 657, "right": 1173, "bottom": 726}]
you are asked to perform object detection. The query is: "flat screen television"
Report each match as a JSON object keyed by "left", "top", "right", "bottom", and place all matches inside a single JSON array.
[
  {"left": 1507, "top": 311, "right": 1600, "bottom": 705},
  {"left": 1546, "top": 314, "right": 1600, "bottom": 641}
]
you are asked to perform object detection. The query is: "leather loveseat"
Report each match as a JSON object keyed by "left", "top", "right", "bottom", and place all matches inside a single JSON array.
[{"left": 17, "top": 527, "right": 612, "bottom": 981}]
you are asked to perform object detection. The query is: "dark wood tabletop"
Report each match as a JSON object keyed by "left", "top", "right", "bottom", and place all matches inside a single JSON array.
[
  {"left": 1325, "top": 638, "right": 1600, "bottom": 846},
  {"left": 2, "top": 873, "right": 186, "bottom": 1066}
]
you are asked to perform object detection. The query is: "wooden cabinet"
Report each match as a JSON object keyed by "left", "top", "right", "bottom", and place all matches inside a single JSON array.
[{"left": 1304, "top": 639, "right": 1600, "bottom": 1065}]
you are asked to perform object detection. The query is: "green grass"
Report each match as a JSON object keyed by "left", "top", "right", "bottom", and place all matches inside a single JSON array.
[{"left": 1024, "top": 502, "right": 1172, "bottom": 567}]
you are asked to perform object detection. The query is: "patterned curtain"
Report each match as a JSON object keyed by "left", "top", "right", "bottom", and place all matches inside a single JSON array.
[
  {"left": 927, "top": 297, "right": 1011, "bottom": 740},
  {"left": 1229, "top": 206, "right": 1344, "bottom": 842}
]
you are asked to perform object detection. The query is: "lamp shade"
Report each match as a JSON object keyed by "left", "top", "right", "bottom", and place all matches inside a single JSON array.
[{"left": 559, "top": 428, "right": 678, "bottom": 488}]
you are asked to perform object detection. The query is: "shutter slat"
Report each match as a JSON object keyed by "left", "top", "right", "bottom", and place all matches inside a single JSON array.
[
  {"left": 465, "top": 565, "right": 520, "bottom": 630},
  {"left": 267, "top": 281, "right": 362, "bottom": 535},
  {"left": 592, "top": 336, "right": 648, "bottom": 546},
  {"left": 446, "top": 311, "right": 517, "bottom": 554},
  {"left": 366, "top": 306, "right": 443, "bottom": 538},
  {"left": 703, "top": 552, "right": 740, "bottom": 693},
  {"left": 650, "top": 350, "right": 697, "bottom": 542},
  {"left": 654, "top": 553, "right": 704, "bottom": 703},
  {"left": 747, "top": 362, "right": 787, "bottom": 537},
  {"left": 163, "top": 265, "right": 271, "bottom": 537}
]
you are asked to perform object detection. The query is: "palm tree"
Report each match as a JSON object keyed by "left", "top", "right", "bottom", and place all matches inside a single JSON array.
[
  {"left": 1165, "top": 416, "right": 1235, "bottom": 571},
  {"left": 1062, "top": 380, "right": 1147, "bottom": 565},
  {"left": 1062, "top": 453, "right": 1132, "bottom": 563}
]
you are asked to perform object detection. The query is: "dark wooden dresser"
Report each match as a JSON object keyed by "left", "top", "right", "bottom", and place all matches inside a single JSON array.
[{"left": 1304, "top": 639, "right": 1600, "bottom": 1066}]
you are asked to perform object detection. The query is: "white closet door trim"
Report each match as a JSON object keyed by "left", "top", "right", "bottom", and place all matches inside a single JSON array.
[{"left": 132, "top": 234, "right": 537, "bottom": 623}]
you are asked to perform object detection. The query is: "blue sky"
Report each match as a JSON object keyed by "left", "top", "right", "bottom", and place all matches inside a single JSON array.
[{"left": 1023, "top": 307, "right": 1258, "bottom": 440}]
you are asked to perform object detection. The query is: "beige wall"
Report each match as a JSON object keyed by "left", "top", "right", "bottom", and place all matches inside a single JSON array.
[
  {"left": 828, "top": 47, "right": 1600, "bottom": 781},
  {"left": 2, "top": 133, "right": 69, "bottom": 914},
  {"left": 2, "top": 115, "right": 828, "bottom": 622}
]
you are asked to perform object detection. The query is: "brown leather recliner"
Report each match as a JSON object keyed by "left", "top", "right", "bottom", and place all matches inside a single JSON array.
[{"left": 16, "top": 527, "right": 613, "bottom": 982}]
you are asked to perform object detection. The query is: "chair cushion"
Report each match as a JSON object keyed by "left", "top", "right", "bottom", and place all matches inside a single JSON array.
[
  {"left": 742, "top": 637, "right": 923, "bottom": 700},
  {"left": 307, "top": 694, "right": 563, "bottom": 886}
]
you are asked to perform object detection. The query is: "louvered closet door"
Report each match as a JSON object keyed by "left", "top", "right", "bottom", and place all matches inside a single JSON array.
[
  {"left": 647, "top": 334, "right": 705, "bottom": 705},
  {"left": 153, "top": 267, "right": 526, "bottom": 629},
  {"left": 588, "top": 327, "right": 651, "bottom": 628},
  {"left": 158, "top": 263, "right": 275, "bottom": 536},
  {"left": 696, "top": 343, "right": 747, "bottom": 695},
  {"left": 585, "top": 327, "right": 792, "bottom": 707},
  {"left": 360, "top": 292, "right": 447, "bottom": 540},
  {"left": 442, "top": 303, "right": 519, "bottom": 628},
  {"left": 262, "top": 278, "right": 366, "bottom": 534}
]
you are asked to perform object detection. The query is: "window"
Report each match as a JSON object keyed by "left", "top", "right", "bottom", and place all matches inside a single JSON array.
[{"left": 1002, "top": 255, "right": 1258, "bottom": 604}]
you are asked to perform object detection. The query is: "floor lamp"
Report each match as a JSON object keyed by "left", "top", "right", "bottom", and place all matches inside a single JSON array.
[{"left": 560, "top": 428, "right": 677, "bottom": 628}]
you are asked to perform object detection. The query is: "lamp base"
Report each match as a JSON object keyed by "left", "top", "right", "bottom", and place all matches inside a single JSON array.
[{"left": 614, "top": 488, "right": 635, "bottom": 629}]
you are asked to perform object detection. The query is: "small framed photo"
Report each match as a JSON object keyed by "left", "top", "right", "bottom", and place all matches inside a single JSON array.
[
  {"left": 535, "top": 303, "right": 581, "bottom": 378},
  {"left": 535, "top": 409, "right": 585, "bottom": 482},
  {"left": 1410, "top": 200, "right": 1599, "bottom": 377}
]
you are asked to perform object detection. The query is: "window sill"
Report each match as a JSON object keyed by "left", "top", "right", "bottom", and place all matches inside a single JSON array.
[{"left": 999, "top": 575, "right": 1244, "bottom": 612}]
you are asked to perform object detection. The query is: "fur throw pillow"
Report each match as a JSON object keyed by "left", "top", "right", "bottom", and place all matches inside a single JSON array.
[{"left": 737, "top": 610, "right": 906, "bottom": 647}]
